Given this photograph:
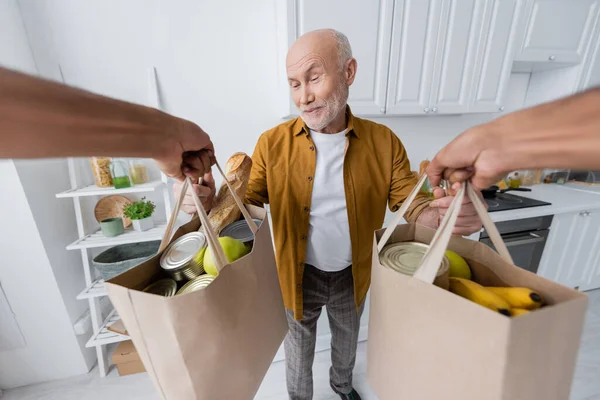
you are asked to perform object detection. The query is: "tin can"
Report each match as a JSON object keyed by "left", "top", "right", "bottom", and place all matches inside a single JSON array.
[
  {"left": 176, "top": 274, "right": 215, "bottom": 295},
  {"left": 380, "top": 241, "right": 450, "bottom": 289},
  {"left": 220, "top": 219, "right": 262, "bottom": 244},
  {"left": 142, "top": 278, "right": 177, "bottom": 297},
  {"left": 160, "top": 232, "right": 206, "bottom": 282}
]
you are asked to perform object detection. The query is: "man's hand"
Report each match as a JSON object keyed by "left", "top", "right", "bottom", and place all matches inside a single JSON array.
[
  {"left": 417, "top": 182, "right": 485, "bottom": 236},
  {"left": 155, "top": 119, "right": 216, "bottom": 182},
  {"left": 173, "top": 172, "right": 216, "bottom": 214},
  {"left": 425, "top": 125, "right": 509, "bottom": 190}
]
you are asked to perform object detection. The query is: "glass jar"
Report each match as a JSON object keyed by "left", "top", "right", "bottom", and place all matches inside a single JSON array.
[
  {"left": 129, "top": 159, "right": 149, "bottom": 185},
  {"left": 110, "top": 159, "right": 132, "bottom": 189},
  {"left": 89, "top": 157, "right": 113, "bottom": 187}
]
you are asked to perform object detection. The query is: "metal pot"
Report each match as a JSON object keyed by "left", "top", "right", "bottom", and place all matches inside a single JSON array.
[{"left": 93, "top": 240, "right": 161, "bottom": 280}]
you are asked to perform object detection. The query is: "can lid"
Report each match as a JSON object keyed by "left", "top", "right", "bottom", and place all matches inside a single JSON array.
[
  {"left": 160, "top": 232, "right": 206, "bottom": 270},
  {"left": 380, "top": 241, "right": 449, "bottom": 277},
  {"left": 176, "top": 274, "right": 215, "bottom": 295},
  {"left": 219, "top": 219, "right": 262, "bottom": 243},
  {"left": 142, "top": 278, "right": 177, "bottom": 297}
]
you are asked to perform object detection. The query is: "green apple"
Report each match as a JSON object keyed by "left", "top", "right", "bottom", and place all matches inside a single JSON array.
[
  {"left": 204, "top": 236, "right": 250, "bottom": 276},
  {"left": 445, "top": 250, "right": 472, "bottom": 280}
]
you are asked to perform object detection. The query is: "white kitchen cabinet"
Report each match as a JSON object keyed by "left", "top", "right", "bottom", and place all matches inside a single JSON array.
[
  {"left": 385, "top": 0, "right": 443, "bottom": 114},
  {"left": 575, "top": 22, "right": 600, "bottom": 90},
  {"left": 282, "top": 0, "right": 394, "bottom": 116},
  {"left": 514, "top": 0, "right": 600, "bottom": 64},
  {"left": 387, "top": 0, "right": 526, "bottom": 115},
  {"left": 538, "top": 210, "right": 600, "bottom": 291},
  {"left": 470, "top": 0, "right": 525, "bottom": 112},
  {"left": 430, "top": 0, "right": 486, "bottom": 114},
  {"left": 524, "top": 15, "right": 600, "bottom": 107}
]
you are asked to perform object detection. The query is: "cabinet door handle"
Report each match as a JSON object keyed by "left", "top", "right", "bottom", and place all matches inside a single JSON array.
[
  {"left": 549, "top": 55, "right": 556, "bottom": 61},
  {"left": 432, "top": 107, "right": 438, "bottom": 113},
  {"left": 424, "top": 108, "right": 430, "bottom": 113}
]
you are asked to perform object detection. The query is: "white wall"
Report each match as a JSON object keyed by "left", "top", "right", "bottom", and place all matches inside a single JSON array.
[
  {"left": 0, "top": 0, "right": 92, "bottom": 388},
  {"left": 0, "top": 160, "right": 90, "bottom": 389},
  {"left": 14, "top": 0, "right": 531, "bottom": 371}
]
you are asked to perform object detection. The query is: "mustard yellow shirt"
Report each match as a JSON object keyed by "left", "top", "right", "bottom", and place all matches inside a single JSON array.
[{"left": 245, "top": 108, "right": 430, "bottom": 320}]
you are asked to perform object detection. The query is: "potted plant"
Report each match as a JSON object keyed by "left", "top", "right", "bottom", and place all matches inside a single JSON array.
[{"left": 123, "top": 197, "right": 156, "bottom": 232}]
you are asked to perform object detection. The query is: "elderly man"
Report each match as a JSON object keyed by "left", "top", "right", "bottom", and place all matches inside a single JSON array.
[{"left": 176, "top": 29, "right": 482, "bottom": 400}]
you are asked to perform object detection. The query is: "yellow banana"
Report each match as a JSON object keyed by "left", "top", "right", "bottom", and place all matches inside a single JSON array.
[
  {"left": 449, "top": 277, "right": 512, "bottom": 316},
  {"left": 484, "top": 287, "right": 544, "bottom": 310},
  {"left": 512, "top": 308, "right": 530, "bottom": 317}
]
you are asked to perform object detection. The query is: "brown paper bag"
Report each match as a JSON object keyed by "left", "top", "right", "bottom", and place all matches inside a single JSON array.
[
  {"left": 105, "top": 166, "right": 288, "bottom": 400},
  {"left": 368, "top": 176, "right": 588, "bottom": 400}
]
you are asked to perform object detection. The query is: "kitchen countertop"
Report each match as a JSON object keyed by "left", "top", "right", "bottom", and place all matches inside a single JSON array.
[{"left": 489, "top": 184, "right": 600, "bottom": 223}]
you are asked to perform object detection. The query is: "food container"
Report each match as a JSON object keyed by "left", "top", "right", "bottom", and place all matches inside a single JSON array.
[
  {"left": 100, "top": 217, "right": 125, "bottom": 237},
  {"left": 160, "top": 232, "right": 206, "bottom": 282},
  {"left": 110, "top": 158, "right": 132, "bottom": 189},
  {"left": 129, "top": 159, "right": 149, "bottom": 185},
  {"left": 142, "top": 279, "right": 177, "bottom": 297},
  {"left": 176, "top": 275, "right": 215, "bottom": 295},
  {"left": 90, "top": 157, "right": 113, "bottom": 187},
  {"left": 93, "top": 240, "right": 160, "bottom": 280},
  {"left": 219, "top": 219, "right": 263, "bottom": 244},
  {"left": 379, "top": 241, "right": 450, "bottom": 289}
]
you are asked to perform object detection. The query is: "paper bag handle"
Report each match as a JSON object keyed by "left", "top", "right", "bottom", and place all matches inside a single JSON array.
[
  {"left": 413, "top": 181, "right": 514, "bottom": 284},
  {"left": 158, "top": 160, "right": 257, "bottom": 272},
  {"left": 377, "top": 173, "right": 429, "bottom": 252}
]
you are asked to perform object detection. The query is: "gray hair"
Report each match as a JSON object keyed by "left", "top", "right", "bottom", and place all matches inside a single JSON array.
[{"left": 330, "top": 29, "right": 353, "bottom": 70}]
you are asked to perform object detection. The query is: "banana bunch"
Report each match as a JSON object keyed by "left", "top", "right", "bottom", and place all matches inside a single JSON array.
[{"left": 448, "top": 277, "right": 544, "bottom": 317}]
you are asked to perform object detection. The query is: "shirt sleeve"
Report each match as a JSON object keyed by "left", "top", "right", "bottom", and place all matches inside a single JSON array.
[
  {"left": 245, "top": 133, "right": 269, "bottom": 206},
  {"left": 388, "top": 133, "right": 431, "bottom": 223}
]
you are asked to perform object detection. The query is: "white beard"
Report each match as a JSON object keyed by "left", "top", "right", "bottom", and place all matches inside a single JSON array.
[{"left": 301, "top": 84, "right": 349, "bottom": 132}]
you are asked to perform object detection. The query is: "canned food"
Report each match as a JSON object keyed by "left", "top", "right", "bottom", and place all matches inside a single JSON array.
[
  {"left": 380, "top": 241, "right": 450, "bottom": 289},
  {"left": 176, "top": 274, "right": 215, "bottom": 295},
  {"left": 160, "top": 232, "right": 206, "bottom": 282},
  {"left": 220, "top": 219, "right": 262, "bottom": 244},
  {"left": 142, "top": 278, "right": 177, "bottom": 297}
]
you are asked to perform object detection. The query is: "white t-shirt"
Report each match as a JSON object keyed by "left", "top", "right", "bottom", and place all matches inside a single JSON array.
[{"left": 305, "top": 129, "right": 352, "bottom": 272}]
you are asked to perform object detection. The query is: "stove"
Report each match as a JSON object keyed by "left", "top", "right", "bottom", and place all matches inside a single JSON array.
[{"left": 484, "top": 193, "right": 551, "bottom": 212}]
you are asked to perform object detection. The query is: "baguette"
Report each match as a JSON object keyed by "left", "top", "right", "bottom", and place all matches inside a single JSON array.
[{"left": 207, "top": 152, "right": 252, "bottom": 234}]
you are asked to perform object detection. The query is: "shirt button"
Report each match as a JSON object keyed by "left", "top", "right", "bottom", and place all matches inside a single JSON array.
[
  {"left": 307, "top": 176, "right": 313, "bottom": 181},
  {"left": 309, "top": 146, "right": 315, "bottom": 151},
  {"left": 303, "top": 206, "right": 310, "bottom": 212},
  {"left": 298, "top": 262, "right": 304, "bottom": 267},
  {"left": 301, "top": 235, "right": 307, "bottom": 240}
]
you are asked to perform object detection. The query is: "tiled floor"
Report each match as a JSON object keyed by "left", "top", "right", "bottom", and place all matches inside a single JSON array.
[{"left": 4, "top": 290, "right": 600, "bottom": 400}]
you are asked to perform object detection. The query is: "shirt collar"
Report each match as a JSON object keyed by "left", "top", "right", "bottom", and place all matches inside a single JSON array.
[{"left": 293, "top": 105, "right": 359, "bottom": 139}]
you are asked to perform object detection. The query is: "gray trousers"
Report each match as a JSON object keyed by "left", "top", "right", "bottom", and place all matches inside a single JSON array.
[{"left": 284, "top": 264, "right": 365, "bottom": 400}]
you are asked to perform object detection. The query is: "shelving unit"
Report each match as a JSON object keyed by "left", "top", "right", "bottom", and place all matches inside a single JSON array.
[
  {"left": 85, "top": 310, "right": 129, "bottom": 348},
  {"left": 66, "top": 222, "right": 167, "bottom": 250},
  {"left": 56, "top": 180, "right": 164, "bottom": 198},
  {"left": 56, "top": 66, "right": 173, "bottom": 377}
]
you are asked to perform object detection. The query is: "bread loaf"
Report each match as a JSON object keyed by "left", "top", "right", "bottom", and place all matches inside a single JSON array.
[{"left": 207, "top": 152, "right": 252, "bottom": 234}]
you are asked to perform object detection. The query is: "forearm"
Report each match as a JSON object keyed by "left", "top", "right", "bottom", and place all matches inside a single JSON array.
[
  {"left": 486, "top": 87, "right": 600, "bottom": 172},
  {"left": 0, "top": 67, "right": 182, "bottom": 159}
]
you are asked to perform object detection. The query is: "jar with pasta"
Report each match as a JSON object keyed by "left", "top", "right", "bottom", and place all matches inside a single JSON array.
[
  {"left": 128, "top": 159, "right": 149, "bottom": 185},
  {"left": 89, "top": 157, "right": 113, "bottom": 187}
]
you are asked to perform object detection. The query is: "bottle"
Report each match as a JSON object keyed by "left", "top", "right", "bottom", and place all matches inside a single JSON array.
[
  {"left": 110, "top": 159, "right": 132, "bottom": 189},
  {"left": 89, "top": 157, "right": 113, "bottom": 187},
  {"left": 129, "top": 159, "right": 149, "bottom": 185}
]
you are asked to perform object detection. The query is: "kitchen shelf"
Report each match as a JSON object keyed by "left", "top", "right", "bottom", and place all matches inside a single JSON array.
[
  {"left": 56, "top": 180, "right": 164, "bottom": 198},
  {"left": 77, "top": 278, "right": 107, "bottom": 300},
  {"left": 86, "top": 309, "right": 129, "bottom": 348},
  {"left": 66, "top": 222, "right": 167, "bottom": 250}
]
